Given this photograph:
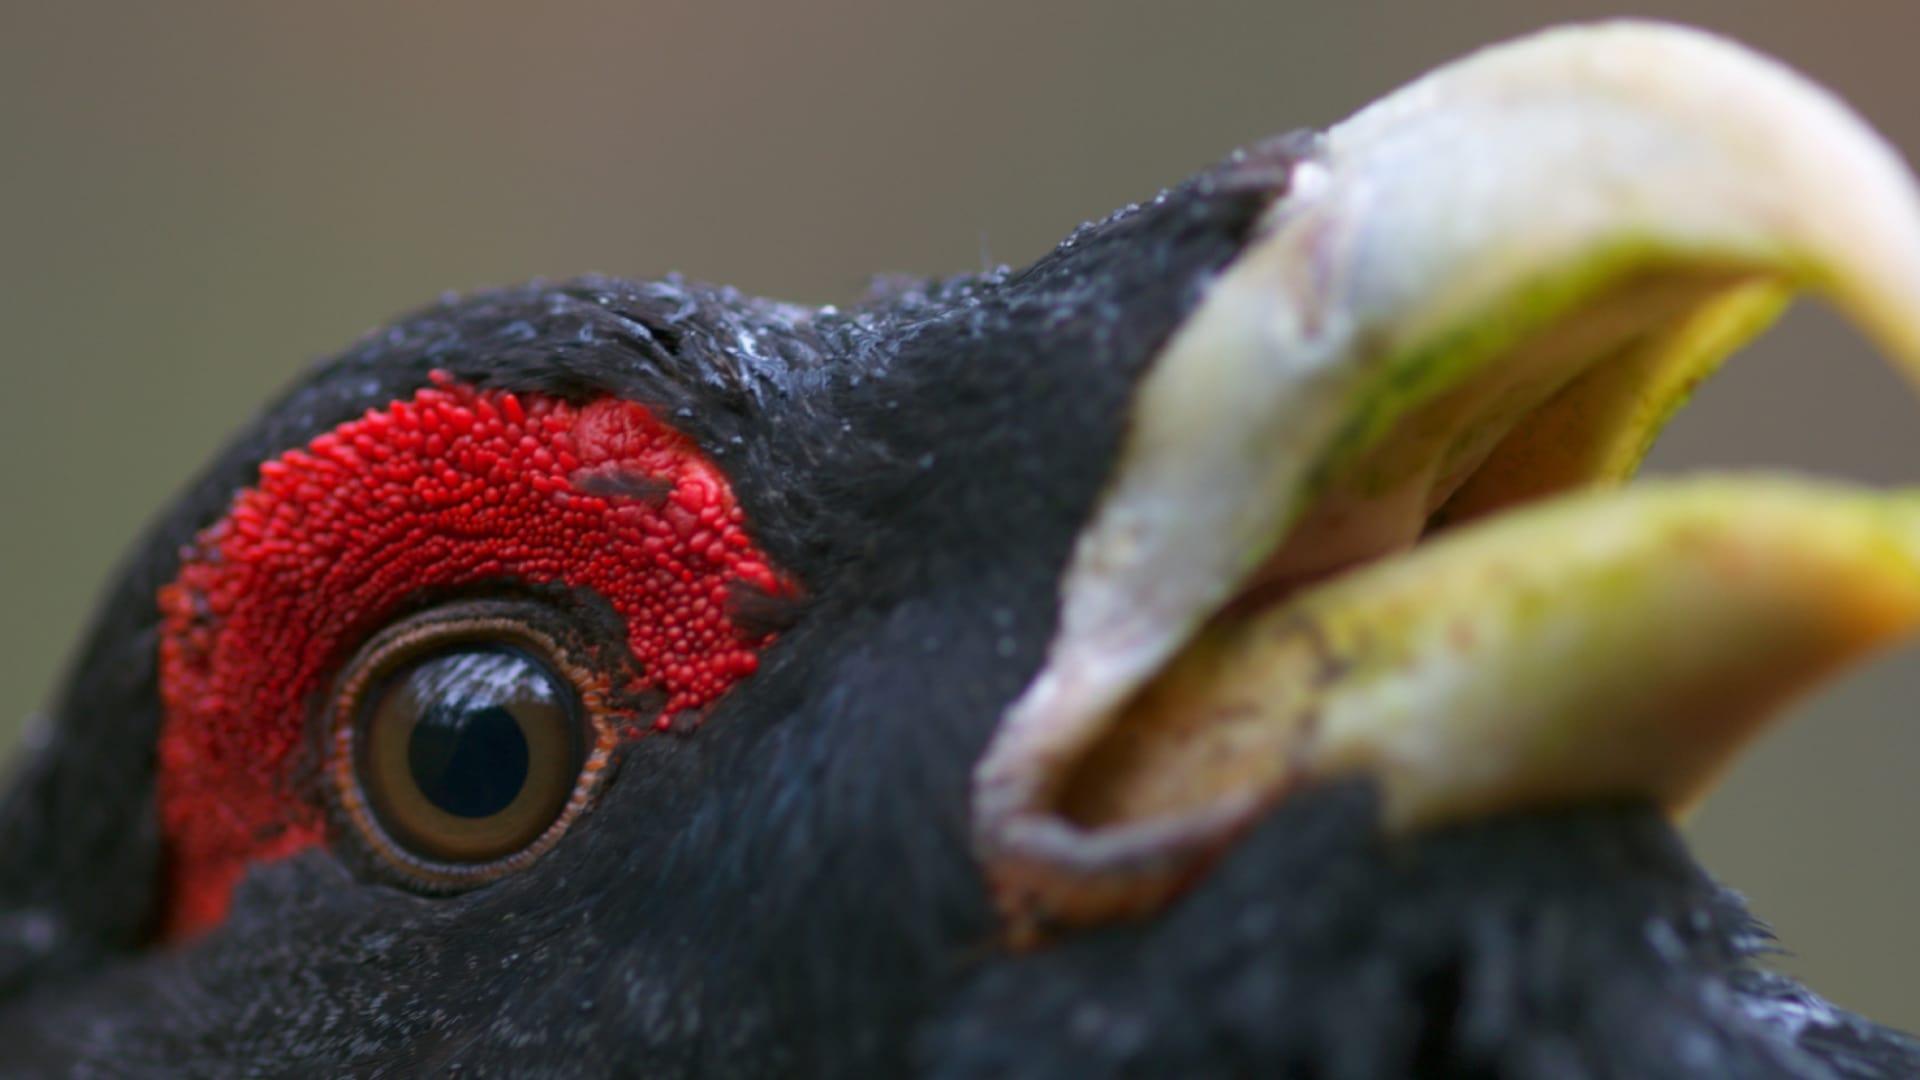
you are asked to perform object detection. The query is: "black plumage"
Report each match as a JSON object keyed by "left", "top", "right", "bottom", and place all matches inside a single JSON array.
[{"left": 0, "top": 126, "right": 1912, "bottom": 1079}]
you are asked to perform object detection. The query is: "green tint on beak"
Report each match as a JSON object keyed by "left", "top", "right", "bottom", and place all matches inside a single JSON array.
[
  {"left": 975, "top": 20, "right": 1920, "bottom": 939},
  {"left": 1062, "top": 479, "right": 1920, "bottom": 834}
]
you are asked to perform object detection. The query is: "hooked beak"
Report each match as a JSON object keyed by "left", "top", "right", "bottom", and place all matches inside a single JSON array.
[{"left": 975, "top": 20, "right": 1920, "bottom": 939}]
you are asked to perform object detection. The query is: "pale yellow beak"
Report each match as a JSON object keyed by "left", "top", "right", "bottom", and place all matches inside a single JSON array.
[{"left": 974, "top": 21, "right": 1920, "bottom": 938}]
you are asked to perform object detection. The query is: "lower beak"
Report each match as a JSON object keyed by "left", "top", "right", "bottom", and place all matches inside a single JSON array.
[{"left": 975, "top": 20, "right": 1920, "bottom": 938}]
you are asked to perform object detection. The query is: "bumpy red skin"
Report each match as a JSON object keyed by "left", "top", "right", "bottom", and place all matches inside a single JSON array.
[{"left": 157, "top": 375, "right": 791, "bottom": 939}]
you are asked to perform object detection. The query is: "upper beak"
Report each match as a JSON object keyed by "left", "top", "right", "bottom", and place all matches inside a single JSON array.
[{"left": 974, "top": 20, "right": 1920, "bottom": 939}]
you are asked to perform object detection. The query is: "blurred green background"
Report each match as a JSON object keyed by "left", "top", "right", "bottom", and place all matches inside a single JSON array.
[{"left": 4, "top": 0, "right": 1918, "bottom": 1028}]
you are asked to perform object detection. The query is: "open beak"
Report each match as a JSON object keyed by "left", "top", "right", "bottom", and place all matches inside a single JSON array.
[{"left": 974, "top": 20, "right": 1920, "bottom": 940}]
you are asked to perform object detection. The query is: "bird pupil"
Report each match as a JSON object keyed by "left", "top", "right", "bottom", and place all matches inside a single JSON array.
[
  {"left": 356, "top": 639, "right": 580, "bottom": 864},
  {"left": 407, "top": 698, "right": 531, "bottom": 819}
]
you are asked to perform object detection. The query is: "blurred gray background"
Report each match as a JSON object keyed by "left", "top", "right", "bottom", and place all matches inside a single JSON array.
[{"left": 4, "top": 0, "right": 1918, "bottom": 1028}]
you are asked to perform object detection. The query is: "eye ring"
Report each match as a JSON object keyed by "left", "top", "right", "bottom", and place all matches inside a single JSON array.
[{"left": 325, "top": 601, "right": 618, "bottom": 892}]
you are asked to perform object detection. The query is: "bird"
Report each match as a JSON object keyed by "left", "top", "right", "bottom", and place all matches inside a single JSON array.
[{"left": 4, "top": 18, "right": 1920, "bottom": 1077}]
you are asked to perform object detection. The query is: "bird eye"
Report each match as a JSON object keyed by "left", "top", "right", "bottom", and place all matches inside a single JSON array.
[
  {"left": 361, "top": 644, "right": 579, "bottom": 858},
  {"left": 326, "top": 604, "right": 615, "bottom": 891}
]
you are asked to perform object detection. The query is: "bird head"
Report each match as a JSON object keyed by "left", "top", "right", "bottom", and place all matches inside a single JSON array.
[{"left": 3, "top": 20, "right": 1920, "bottom": 1076}]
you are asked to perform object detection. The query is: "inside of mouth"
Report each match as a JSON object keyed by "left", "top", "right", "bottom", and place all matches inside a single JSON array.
[
  {"left": 1058, "top": 264, "right": 1794, "bottom": 830},
  {"left": 1233, "top": 267, "right": 1788, "bottom": 604}
]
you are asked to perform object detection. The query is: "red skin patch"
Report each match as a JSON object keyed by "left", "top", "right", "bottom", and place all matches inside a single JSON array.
[{"left": 156, "top": 375, "right": 792, "bottom": 939}]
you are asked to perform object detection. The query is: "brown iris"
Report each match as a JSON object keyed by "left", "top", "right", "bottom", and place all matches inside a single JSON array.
[
  {"left": 358, "top": 644, "right": 582, "bottom": 863},
  {"left": 327, "top": 603, "right": 615, "bottom": 890}
]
